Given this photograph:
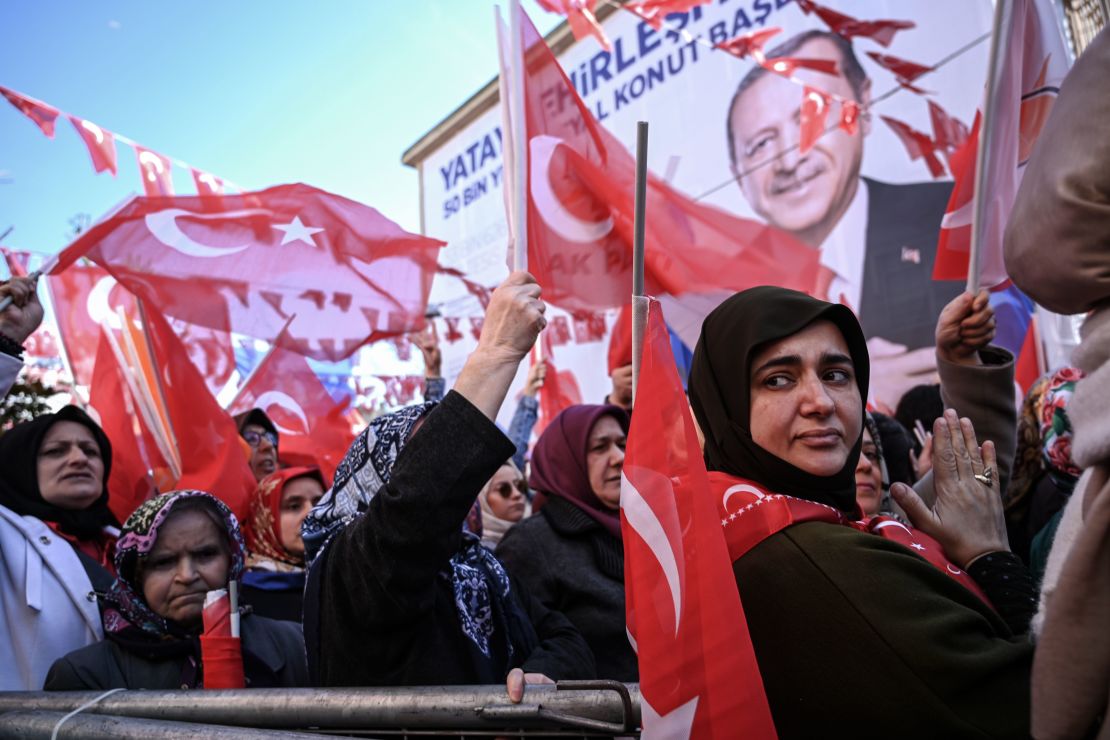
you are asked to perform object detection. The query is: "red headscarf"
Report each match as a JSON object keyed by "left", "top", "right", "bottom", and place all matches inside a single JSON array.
[{"left": 243, "top": 466, "right": 324, "bottom": 572}]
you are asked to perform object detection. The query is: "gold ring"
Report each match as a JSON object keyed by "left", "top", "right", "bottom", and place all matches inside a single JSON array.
[{"left": 973, "top": 468, "right": 993, "bottom": 487}]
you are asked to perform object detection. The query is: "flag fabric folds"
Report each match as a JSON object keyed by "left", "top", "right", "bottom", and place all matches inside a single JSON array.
[
  {"left": 51, "top": 183, "right": 445, "bottom": 362},
  {"left": 622, "top": 299, "right": 775, "bottom": 739},
  {"left": 134, "top": 146, "right": 175, "bottom": 197},
  {"left": 68, "top": 116, "right": 119, "bottom": 175},
  {"left": 499, "top": 9, "right": 821, "bottom": 314},
  {"left": 0, "top": 85, "right": 60, "bottom": 137},
  {"left": 933, "top": 0, "right": 1070, "bottom": 287},
  {"left": 229, "top": 341, "right": 355, "bottom": 484}
]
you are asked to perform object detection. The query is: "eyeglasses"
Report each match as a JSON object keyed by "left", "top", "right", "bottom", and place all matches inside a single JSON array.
[
  {"left": 242, "top": 430, "right": 278, "bottom": 449},
  {"left": 491, "top": 480, "right": 528, "bottom": 498}
]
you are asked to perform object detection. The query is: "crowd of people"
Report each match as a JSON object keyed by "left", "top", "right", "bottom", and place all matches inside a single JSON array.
[{"left": 0, "top": 27, "right": 1106, "bottom": 738}]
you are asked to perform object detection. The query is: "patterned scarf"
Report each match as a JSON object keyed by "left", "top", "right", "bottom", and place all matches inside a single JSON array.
[
  {"left": 302, "top": 402, "right": 519, "bottom": 657},
  {"left": 244, "top": 467, "right": 323, "bottom": 573},
  {"left": 102, "top": 490, "right": 245, "bottom": 639}
]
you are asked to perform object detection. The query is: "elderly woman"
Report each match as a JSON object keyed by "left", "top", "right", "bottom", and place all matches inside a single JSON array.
[
  {"left": 0, "top": 406, "right": 120, "bottom": 689},
  {"left": 44, "top": 490, "right": 307, "bottom": 690},
  {"left": 241, "top": 467, "right": 326, "bottom": 622},
  {"left": 496, "top": 405, "right": 636, "bottom": 682},
  {"left": 301, "top": 272, "right": 594, "bottom": 695},
  {"left": 689, "top": 285, "right": 1033, "bottom": 737},
  {"left": 477, "top": 460, "right": 531, "bottom": 549}
]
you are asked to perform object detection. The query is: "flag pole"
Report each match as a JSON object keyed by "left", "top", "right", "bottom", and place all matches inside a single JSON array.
[
  {"left": 966, "top": 0, "right": 1008, "bottom": 295},
  {"left": 508, "top": 0, "right": 528, "bottom": 273},
  {"left": 631, "top": 121, "right": 649, "bottom": 405}
]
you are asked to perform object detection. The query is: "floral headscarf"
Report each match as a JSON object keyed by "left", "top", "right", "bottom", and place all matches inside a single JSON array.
[
  {"left": 1039, "top": 367, "right": 1084, "bottom": 477},
  {"left": 101, "top": 490, "right": 244, "bottom": 639},
  {"left": 302, "top": 401, "right": 522, "bottom": 658},
  {"left": 1007, "top": 367, "right": 1084, "bottom": 512},
  {"left": 244, "top": 466, "right": 325, "bottom": 573}
]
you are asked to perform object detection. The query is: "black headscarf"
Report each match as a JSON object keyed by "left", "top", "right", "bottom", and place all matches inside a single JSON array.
[
  {"left": 0, "top": 405, "right": 119, "bottom": 539},
  {"left": 688, "top": 286, "right": 870, "bottom": 513}
]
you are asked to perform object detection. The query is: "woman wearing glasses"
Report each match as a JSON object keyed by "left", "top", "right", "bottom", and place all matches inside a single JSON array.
[
  {"left": 496, "top": 405, "right": 635, "bottom": 682},
  {"left": 235, "top": 410, "right": 280, "bottom": 483},
  {"left": 478, "top": 462, "right": 531, "bottom": 549}
]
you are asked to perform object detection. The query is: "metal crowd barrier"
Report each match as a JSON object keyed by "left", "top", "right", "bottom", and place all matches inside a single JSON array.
[{"left": 0, "top": 681, "right": 641, "bottom": 738}]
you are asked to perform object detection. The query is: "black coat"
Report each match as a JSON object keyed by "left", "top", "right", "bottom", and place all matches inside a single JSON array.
[
  {"left": 304, "top": 391, "right": 595, "bottom": 687},
  {"left": 497, "top": 496, "right": 636, "bottom": 682},
  {"left": 43, "top": 614, "right": 308, "bottom": 690}
]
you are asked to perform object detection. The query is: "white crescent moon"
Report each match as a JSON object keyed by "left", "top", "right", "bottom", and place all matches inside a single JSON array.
[
  {"left": 254, "top": 390, "right": 310, "bottom": 436},
  {"left": 620, "top": 470, "right": 683, "bottom": 636},
  {"left": 946, "top": 564, "right": 963, "bottom": 575},
  {"left": 529, "top": 134, "right": 614, "bottom": 243},
  {"left": 144, "top": 208, "right": 269, "bottom": 259},
  {"left": 87, "top": 275, "right": 122, "bottom": 329},
  {"left": 722, "top": 482, "right": 766, "bottom": 511},
  {"left": 872, "top": 520, "right": 913, "bottom": 536}
]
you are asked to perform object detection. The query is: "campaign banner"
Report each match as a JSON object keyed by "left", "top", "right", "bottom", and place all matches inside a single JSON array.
[{"left": 419, "top": 0, "right": 995, "bottom": 410}]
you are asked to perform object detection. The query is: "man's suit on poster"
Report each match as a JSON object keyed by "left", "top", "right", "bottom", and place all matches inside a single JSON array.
[{"left": 856, "top": 178, "right": 963, "bottom": 350}]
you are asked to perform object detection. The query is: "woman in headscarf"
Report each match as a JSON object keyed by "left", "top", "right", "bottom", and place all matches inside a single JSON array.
[
  {"left": 477, "top": 460, "right": 531, "bottom": 549},
  {"left": 496, "top": 405, "right": 635, "bottom": 682},
  {"left": 301, "top": 272, "right": 594, "bottom": 693},
  {"left": 44, "top": 490, "right": 307, "bottom": 690},
  {"left": 0, "top": 405, "right": 119, "bottom": 689},
  {"left": 689, "top": 285, "right": 1033, "bottom": 738},
  {"left": 240, "top": 466, "right": 326, "bottom": 622}
]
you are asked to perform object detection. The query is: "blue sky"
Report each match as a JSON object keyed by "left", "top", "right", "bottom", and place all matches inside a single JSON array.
[{"left": 0, "top": 2, "right": 558, "bottom": 257}]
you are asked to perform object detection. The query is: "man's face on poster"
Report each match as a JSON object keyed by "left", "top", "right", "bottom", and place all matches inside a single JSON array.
[{"left": 728, "top": 37, "right": 871, "bottom": 245}]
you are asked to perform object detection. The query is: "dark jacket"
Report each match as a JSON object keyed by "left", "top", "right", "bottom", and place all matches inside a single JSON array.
[
  {"left": 44, "top": 613, "right": 308, "bottom": 690},
  {"left": 735, "top": 521, "right": 1033, "bottom": 739},
  {"left": 241, "top": 570, "right": 305, "bottom": 623},
  {"left": 497, "top": 496, "right": 636, "bottom": 682},
  {"left": 305, "top": 391, "right": 595, "bottom": 686}
]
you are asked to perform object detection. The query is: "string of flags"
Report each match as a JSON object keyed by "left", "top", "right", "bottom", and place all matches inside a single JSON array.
[
  {"left": 0, "top": 84, "right": 236, "bottom": 197},
  {"left": 535, "top": 0, "right": 972, "bottom": 175}
]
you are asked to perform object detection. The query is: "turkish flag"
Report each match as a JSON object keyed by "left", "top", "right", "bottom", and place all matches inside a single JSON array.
[
  {"left": 69, "top": 116, "right": 118, "bottom": 176},
  {"left": 622, "top": 299, "right": 775, "bottom": 738},
  {"left": 927, "top": 100, "right": 971, "bottom": 155},
  {"left": 795, "top": 0, "right": 914, "bottom": 47},
  {"left": 626, "top": 0, "right": 713, "bottom": 30},
  {"left": 1, "top": 248, "right": 30, "bottom": 278},
  {"left": 140, "top": 302, "right": 255, "bottom": 522},
  {"left": 535, "top": 0, "right": 610, "bottom": 50},
  {"left": 51, "top": 183, "right": 445, "bottom": 361},
  {"left": 89, "top": 327, "right": 161, "bottom": 523},
  {"left": 228, "top": 342, "right": 355, "bottom": 484},
  {"left": 880, "top": 115, "right": 947, "bottom": 178},
  {"left": 46, "top": 264, "right": 234, "bottom": 396},
  {"left": 500, "top": 9, "right": 820, "bottom": 313},
  {"left": 865, "top": 52, "right": 934, "bottom": 87},
  {"left": 192, "top": 168, "right": 225, "bottom": 196},
  {"left": 799, "top": 86, "right": 831, "bottom": 154},
  {"left": 715, "top": 27, "right": 782, "bottom": 61},
  {"left": 934, "top": 0, "right": 1070, "bottom": 287},
  {"left": 134, "top": 146, "right": 174, "bottom": 196},
  {"left": 0, "top": 85, "right": 59, "bottom": 138},
  {"left": 534, "top": 330, "right": 583, "bottom": 438}
]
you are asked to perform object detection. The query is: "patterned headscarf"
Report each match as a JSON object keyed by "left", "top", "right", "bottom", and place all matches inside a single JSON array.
[
  {"left": 302, "top": 401, "right": 521, "bottom": 658},
  {"left": 1007, "top": 367, "right": 1084, "bottom": 512},
  {"left": 244, "top": 466, "right": 324, "bottom": 573},
  {"left": 101, "top": 490, "right": 244, "bottom": 639}
]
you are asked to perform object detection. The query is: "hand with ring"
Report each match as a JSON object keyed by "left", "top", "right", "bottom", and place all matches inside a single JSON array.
[{"left": 890, "top": 409, "right": 1010, "bottom": 568}]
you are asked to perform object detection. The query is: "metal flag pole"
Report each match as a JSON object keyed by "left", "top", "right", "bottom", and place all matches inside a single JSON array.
[
  {"left": 966, "top": 0, "right": 1009, "bottom": 295},
  {"left": 631, "top": 121, "right": 649, "bottom": 405},
  {"left": 509, "top": 0, "right": 529, "bottom": 273}
]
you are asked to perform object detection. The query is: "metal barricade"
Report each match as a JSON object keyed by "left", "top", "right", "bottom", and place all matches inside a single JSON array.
[{"left": 0, "top": 682, "right": 641, "bottom": 738}]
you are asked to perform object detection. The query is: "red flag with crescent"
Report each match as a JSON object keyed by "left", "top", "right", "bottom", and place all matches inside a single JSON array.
[
  {"left": 229, "top": 342, "right": 355, "bottom": 484},
  {"left": 134, "top": 146, "right": 175, "bottom": 197},
  {"left": 934, "top": 0, "right": 1070, "bottom": 287},
  {"left": 499, "top": 8, "right": 820, "bottom": 313},
  {"left": 50, "top": 183, "right": 445, "bottom": 362},
  {"left": 69, "top": 116, "right": 119, "bottom": 176},
  {"left": 794, "top": 0, "right": 914, "bottom": 48},
  {"left": 622, "top": 299, "right": 775, "bottom": 739}
]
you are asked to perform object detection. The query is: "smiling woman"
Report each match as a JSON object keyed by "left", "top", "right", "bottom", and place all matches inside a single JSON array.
[{"left": 44, "top": 491, "right": 307, "bottom": 691}]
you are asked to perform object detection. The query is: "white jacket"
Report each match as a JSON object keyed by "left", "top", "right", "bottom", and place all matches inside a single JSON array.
[{"left": 0, "top": 504, "right": 104, "bottom": 690}]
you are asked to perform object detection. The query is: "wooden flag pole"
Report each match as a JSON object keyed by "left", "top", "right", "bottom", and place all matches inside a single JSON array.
[
  {"left": 631, "top": 121, "right": 649, "bottom": 405},
  {"left": 966, "top": 0, "right": 1009, "bottom": 295}
]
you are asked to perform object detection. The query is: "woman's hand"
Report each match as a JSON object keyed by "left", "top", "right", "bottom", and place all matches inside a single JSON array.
[
  {"left": 890, "top": 409, "right": 1010, "bottom": 568},
  {"left": 505, "top": 667, "right": 554, "bottom": 703},
  {"left": 410, "top": 323, "right": 442, "bottom": 378},
  {"left": 0, "top": 276, "right": 44, "bottom": 344}
]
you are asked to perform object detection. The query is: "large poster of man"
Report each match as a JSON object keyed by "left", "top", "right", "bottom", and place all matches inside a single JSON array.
[{"left": 414, "top": 0, "right": 996, "bottom": 409}]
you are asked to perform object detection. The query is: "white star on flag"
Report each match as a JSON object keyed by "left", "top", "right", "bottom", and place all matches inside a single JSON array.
[
  {"left": 911, "top": 543, "right": 926, "bottom": 551},
  {"left": 273, "top": 216, "right": 324, "bottom": 247}
]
